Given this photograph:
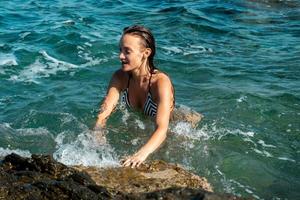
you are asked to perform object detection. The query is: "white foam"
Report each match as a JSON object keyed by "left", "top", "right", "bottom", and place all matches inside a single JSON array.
[
  {"left": 88, "top": 31, "right": 103, "bottom": 39},
  {"left": 257, "top": 140, "right": 276, "bottom": 148},
  {"left": 171, "top": 119, "right": 256, "bottom": 143},
  {"left": 242, "top": 137, "right": 257, "bottom": 146},
  {"left": 215, "top": 165, "right": 224, "bottom": 175},
  {"left": 215, "top": 166, "right": 236, "bottom": 195},
  {"left": 237, "top": 95, "right": 247, "bottom": 103},
  {"left": 161, "top": 46, "right": 183, "bottom": 54},
  {"left": 277, "top": 157, "right": 296, "bottom": 163},
  {"left": 62, "top": 20, "right": 75, "bottom": 25},
  {"left": 121, "top": 105, "right": 130, "bottom": 125},
  {"left": 0, "top": 122, "right": 54, "bottom": 144},
  {"left": 19, "top": 32, "right": 31, "bottom": 39},
  {"left": 77, "top": 45, "right": 84, "bottom": 50},
  {"left": 84, "top": 42, "right": 92, "bottom": 47},
  {"left": 162, "top": 45, "right": 213, "bottom": 56},
  {"left": 135, "top": 119, "right": 145, "bottom": 130},
  {"left": 41, "top": 50, "right": 77, "bottom": 68},
  {"left": 59, "top": 112, "right": 88, "bottom": 131},
  {"left": 0, "top": 147, "right": 31, "bottom": 158},
  {"left": 9, "top": 59, "right": 47, "bottom": 83},
  {"left": 252, "top": 194, "right": 261, "bottom": 200},
  {"left": 131, "top": 138, "right": 140, "bottom": 146},
  {"left": 171, "top": 122, "right": 192, "bottom": 135},
  {"left": 17, "top": 127, "right": 52, "bottom": 137},
  {"left": 215, "top": 165, "right": 262, "bottom": 199},
  {"left": 78, "top": 51, "right": 105, "bottom": 67},
  {"left": 0, "top": 53, "right": 18, "bottom": 66},
  {"left": 0, "top": 121, "right": 48, "bottom": 135},
  {"left": 169, "top": 105, "right": 257, "bottom": 146},
  {"left": 183, "top": 45, "right": 212, "bottom": 55},
  {"left": 253, "top": 148, "right": 273, "bottom": 157},
  {"left": 0, "top": 122, "right": 11, "bottom": 129},
  {"left": 53, "top": 130, "right": 119, "bottom": 167},
  {"left": 190, "top": 45, "right": 213, "bottom": 52},
  {"left": 234, "top": 129, "right": 255, "bottom": 137},
  {"left": 8, "top": 50, "right": 104, "bottom": 83}
]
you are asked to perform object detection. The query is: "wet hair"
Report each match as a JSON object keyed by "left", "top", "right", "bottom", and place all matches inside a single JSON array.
[
  {"left": 123, "top": 25, "right": 175, "bottom": 109},
  {"left": 122, "top": 25, "right": 157, "bottom": 73}
]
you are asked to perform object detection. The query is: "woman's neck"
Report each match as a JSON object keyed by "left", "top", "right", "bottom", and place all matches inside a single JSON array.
[{"left": 130, "top": 62, "right": 151, "bottom": 84}]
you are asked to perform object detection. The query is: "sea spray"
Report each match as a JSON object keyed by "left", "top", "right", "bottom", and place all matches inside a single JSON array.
[{"left": 53, "top": 130, "right": 119, "bottom": 167}]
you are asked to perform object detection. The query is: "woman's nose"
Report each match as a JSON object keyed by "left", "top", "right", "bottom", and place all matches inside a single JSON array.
[{"left": 119, "top": 51, "right": 125, "bottom": 60}]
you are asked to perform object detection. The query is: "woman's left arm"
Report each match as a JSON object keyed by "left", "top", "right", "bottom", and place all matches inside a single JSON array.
[{"left": 122, "top": 75, "right": 173, "bottom": 168}]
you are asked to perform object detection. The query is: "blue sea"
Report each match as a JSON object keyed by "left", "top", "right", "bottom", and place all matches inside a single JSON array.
[{"left": 0, "top": 0, "right": 299, "bottom": 199}]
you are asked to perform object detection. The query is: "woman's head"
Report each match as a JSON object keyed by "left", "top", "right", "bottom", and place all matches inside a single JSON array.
[{"left": 120, "top": 25, "right": 156, "bottom": 73}]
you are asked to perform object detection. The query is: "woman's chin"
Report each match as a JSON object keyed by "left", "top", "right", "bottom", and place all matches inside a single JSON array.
[{"left": 121, "top": 64, "right": 132, "bottom": 72}]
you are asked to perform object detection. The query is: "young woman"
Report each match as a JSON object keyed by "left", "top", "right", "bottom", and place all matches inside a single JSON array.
[{"left": 94, "top": 25, "right": 175, "bottom": 168}]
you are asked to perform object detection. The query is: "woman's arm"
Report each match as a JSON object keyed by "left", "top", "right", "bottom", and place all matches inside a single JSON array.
[
  {"left": 122, "top": 74, "right": 173, "bottom": 168},
  {"left": 95, "top": 70, "right": 125, "bottom": 129}
]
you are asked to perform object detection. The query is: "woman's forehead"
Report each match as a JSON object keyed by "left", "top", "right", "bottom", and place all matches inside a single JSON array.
[{"left": 120, "top": 34, "right": 143, "bottom": 48}]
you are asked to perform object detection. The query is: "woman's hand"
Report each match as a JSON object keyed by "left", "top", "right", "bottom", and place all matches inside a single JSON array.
[{"left": 122, "top": 149, "right": 150, "bottom": 168}]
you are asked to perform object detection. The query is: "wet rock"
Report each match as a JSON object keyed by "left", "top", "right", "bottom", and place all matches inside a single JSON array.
[
  {"left": 0, "top": 153, "right": 250, "bottom": 200},
  {"left": 73, "top": 160, "right": 213, "bottom": 194},
  {"left": 0, "top": 153, "right": 116, "bottom": 200}
]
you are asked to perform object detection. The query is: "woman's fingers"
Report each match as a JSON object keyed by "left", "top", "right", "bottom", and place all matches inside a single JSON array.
[
  {"left": 121, "top": 155, "right": 143, "bottom": 168},
  {"left": 136, "top": 160, "right": 142, "bottom": 167},
  {"left": 130, "top": 159, "right": 140, "bottom": 168},
  {"left": 122, "top": 158, "right": 132, "bottom": 167}
]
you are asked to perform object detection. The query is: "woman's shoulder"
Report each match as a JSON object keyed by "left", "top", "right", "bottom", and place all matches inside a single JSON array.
[
  {"left": 151, "top": 70, "right": 173, "bottom": 99},
  {"left": 153, "top": 70, "right": 172, "bottom": 87},
  {"left": 151, "top": 69, "right": 175, "bottom": 106},
  {"left": 111, "top": 69, "right": 129, "bottom": 91}
]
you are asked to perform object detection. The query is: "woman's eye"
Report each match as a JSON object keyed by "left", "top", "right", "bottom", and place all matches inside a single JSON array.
[{"left": 119, "top": 47, "right": 131, "bottom": 55}]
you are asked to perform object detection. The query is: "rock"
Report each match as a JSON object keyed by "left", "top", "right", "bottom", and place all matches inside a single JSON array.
[
  {"left": 171, "top": 106, "right": 204, "bottom": 128},
  {"left": 0, "top": 153, "right": 116, "bottom": 200},
  {"left": 73, "top": 160, "right": 213, "bottom": 194},
  {"left": 0, "top": 153, "right": 250, "bottom": 200}
]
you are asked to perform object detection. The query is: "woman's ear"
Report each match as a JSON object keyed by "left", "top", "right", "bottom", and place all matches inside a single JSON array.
[{"left": 144, "top": 48, "right": 152, "bottom": 58}]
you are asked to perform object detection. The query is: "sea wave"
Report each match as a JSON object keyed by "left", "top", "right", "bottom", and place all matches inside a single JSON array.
[
  {"left": 8, "top": 50, "right": 105, "bottom": 83},
  {"left": 0, "top": 53, "right": 18, "bottom": 67}
]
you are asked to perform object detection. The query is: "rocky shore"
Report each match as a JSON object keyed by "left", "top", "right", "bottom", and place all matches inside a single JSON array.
[{"left": 0, "top": 153, "right": 249, "bottom": 199}]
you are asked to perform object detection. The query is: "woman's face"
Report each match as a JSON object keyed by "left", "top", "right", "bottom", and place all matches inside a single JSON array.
[{"left": 119, "top": 34, "right": 147, "bottom": 72}]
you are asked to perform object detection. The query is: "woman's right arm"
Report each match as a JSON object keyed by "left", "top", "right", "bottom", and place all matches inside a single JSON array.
[{"left": 94, "top": 70, "right": 125, "bottom": 129}]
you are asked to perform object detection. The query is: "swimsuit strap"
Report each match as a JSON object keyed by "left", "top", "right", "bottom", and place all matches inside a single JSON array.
[
  {"left": 127, "top": 73, "right": 132, "bottom": 88},
  {"left": 125, "top": 73, "right": 132, "bottom": 106},
  {"left": 147, "top": 72, "right": 153, "bottom": 94}
]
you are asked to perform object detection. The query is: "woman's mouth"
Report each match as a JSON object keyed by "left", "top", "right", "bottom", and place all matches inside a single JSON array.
[{"left": 121, "top": 61, "right": 129, "bottom": 66}]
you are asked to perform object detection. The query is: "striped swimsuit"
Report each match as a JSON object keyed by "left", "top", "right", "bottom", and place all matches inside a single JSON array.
[{"left": 122, "top": 73, "right": 158, "bottom": 117}]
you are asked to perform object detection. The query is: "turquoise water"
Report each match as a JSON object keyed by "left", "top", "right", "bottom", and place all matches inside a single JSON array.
[{"left": 1, "top": 0, "right": 300, "bottom": 199}]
